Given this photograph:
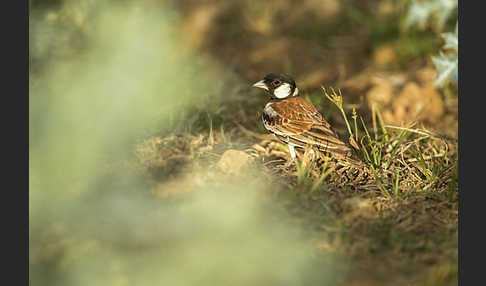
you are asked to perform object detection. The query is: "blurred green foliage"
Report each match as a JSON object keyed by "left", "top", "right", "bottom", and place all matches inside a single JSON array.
[
  {"left": 432, "top": 23, "right": 458, "bottom": 86},
  {"left": 404, "top": 0, "right": 457, "bottom": 32},
  {"left": 403, "top": 0, "right": 458, "bottom": 86},
  {"left": 30, "top": 1, "right": 339, "bottom": 285},
  {"left": 29, "top": 0, "right": 458, "bottom": 285}
]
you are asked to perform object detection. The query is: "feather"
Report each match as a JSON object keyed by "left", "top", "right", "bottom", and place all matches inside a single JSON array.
[{"left": 262, "top": 97, "right": 355, "bottom": 160}]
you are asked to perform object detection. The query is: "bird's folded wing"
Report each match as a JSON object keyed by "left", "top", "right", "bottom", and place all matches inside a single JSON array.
[
  {"left": 270, "top": 120, "right": 351, "bottom": 154},
  {"left": 266, "top": 99, "right": 351, "bottom": 155}
]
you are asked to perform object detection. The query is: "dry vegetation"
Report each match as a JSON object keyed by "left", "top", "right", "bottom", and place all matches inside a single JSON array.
[
  {"left": 30, "top": 0, "right": 458, "bottom": 285},
  {"left": 133, "top": 90, "right": 457, "bottom": 285}
]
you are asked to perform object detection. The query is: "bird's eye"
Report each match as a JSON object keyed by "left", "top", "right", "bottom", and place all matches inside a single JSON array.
[{"left": 272, "top": 80, "right": 281, "bottom": 86}]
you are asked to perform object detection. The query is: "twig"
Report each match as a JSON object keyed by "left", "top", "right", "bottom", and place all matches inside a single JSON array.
[
  {"left": 263, "top": 159, "right": 286, "bottom": 166},
  {"left": 234, "top": 121, "right": 276, "bottom": 140},
  {"left": 384, "top": 125, "right": 458, "bottom": 143},
  {"left": 406, "top": 153, "right": 446, "bottom": 163}
]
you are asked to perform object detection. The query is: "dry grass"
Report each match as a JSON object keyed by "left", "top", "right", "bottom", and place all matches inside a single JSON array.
[
  {"left": 130, "top": 77, "right": 457, "bottom": 285},
  {"left": 30, "top": 1, "right": 458, "bottom": 285},
  {"left": 133, "top": 121, "right": 456, "bottom": 285}
]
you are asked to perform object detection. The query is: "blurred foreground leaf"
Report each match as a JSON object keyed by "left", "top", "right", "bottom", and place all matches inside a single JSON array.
[
  {"left": 432, "top": 22, "right": 458, "bottom": 86},
  {"left": 29, "top": 1, "right": 340, "bottom": 285},
  {"left": 405, "top": 0, "right": 457, "bottom": 31}
]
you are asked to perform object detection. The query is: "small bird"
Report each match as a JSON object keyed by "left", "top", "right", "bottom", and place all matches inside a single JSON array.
[{"left": 252, "top": 72, "right": 360, "bottom": 166}]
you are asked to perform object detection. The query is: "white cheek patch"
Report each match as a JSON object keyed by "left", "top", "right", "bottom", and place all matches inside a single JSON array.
[{"left": 274, "top": 83, "right": 291, "bottom": 98}]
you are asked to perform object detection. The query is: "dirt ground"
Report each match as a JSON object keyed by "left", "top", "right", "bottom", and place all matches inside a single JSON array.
[
  {"left": 145, "top": 1, "right": 458, "bottom": 285},
  {"left": 30, "top": 1, "right": 458, "bottom": 285}
]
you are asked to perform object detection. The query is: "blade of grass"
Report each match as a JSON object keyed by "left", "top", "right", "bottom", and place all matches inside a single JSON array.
[
  {"left": 383, "top": 129, "right": 410, "bottom": 169},
  {"left": 415, "top": 147, "right": 431, "bottom": 181},
  {"left": 322, "top": 86, "right": 353, "bottom": 137},
  {"left": 360, "top": 116, "right": 371, "bottom": 140},
  {"left": 371, "top": 166, "right": 391, "bottom": 198},
  {"left": 296, "top": 148, "right": 313, "bottom": 186},
  {"left": 359, "top": 116, "right": 373, "bottom": 165},
  {"left": 352, "top": 107, "right": 359, "bottom": 142},
  {"left": 220, "top": 124, "right": 227, "bottom": 144},
  {"left": 310, "top": 157, "right": 334, "bottom": 192},
  {"left": 371, "top": 144, "right": 382, "bottom": 167},
  {"left": 374, "top": 105, "right": 389, "bottom": 141},
  {"left": 360, "top": 139, "right": 372, "bottom": 164},
  {"left": 394, "top": 169, "right": 400, "bottom": 196},
  {"left": 372, "top": 104, "right": 378, "bottom": 141}
]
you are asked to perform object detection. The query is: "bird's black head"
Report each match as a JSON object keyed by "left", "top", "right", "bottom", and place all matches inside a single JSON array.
[{"left": 252, "top": 73, "right": 299, "bottom": 99}]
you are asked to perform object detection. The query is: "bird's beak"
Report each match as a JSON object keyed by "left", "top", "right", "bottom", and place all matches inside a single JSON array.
[{"left": 252, "top": 80, "right": 268, "bottom": 91}]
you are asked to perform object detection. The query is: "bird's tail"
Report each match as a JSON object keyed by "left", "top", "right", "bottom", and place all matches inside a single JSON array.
[
  {"left": 306, "top": 124, "right": 366, "bottom": 168},
  {"left": 317, "top": 145, "right": 366, "bottom": 168}
]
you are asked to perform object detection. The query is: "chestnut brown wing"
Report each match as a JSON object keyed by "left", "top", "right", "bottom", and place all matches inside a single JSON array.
[{"left": 263, "top": 97, "right": 352, "bottom": 157}]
